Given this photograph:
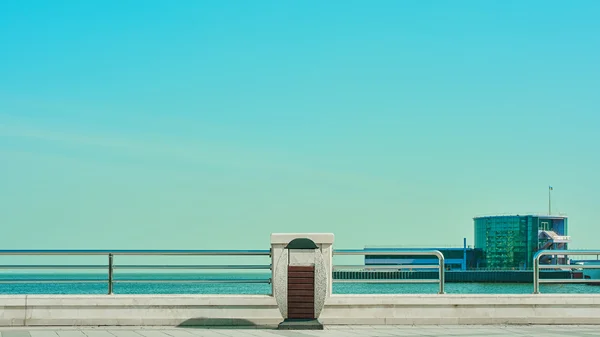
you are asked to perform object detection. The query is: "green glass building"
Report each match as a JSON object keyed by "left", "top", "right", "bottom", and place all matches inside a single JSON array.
[{"left": 474, "top": 215, "right": 569, "bottom": 270}]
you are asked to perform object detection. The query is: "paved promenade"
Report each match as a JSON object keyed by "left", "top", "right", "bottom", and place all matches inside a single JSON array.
[{"left": 1, "top": 326, "right": 599, "bottom": 337}]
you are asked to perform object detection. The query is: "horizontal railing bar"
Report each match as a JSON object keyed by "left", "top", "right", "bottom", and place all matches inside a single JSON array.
[
  {"left": 333, "top": 250, "right": 442, "bottom": 256},
  {"left": 0, "top": 279, "right": 271, "bottom": 284},
  {"left": 333, "top": 265, "right": 439, "bottom": 270},
  {"left": 333, "top": 279, "right": 439, "bottom": 284},
  {"left": 0, "top": 265, "right": 107, "bottom": 269},
  {"left": 114, "top": 265, "right": 271, "bottom": 270},
  {"left": 0, "top": 264, "right": 271, "bottom": 270},
  {"left": 539, "top": 279, "right": 600, "bottom": 284},
  {"left": 0, "top": 250, "right": 271, "bottom": 256},
  {"left": 113, "top": 279, "right": 271, "bottom": 284},
  {"left": 0, "top": 280, "right": 109, "bottom": 284},
  {"left": 539, "top": 264, "right": 600, "bottom": 269}
]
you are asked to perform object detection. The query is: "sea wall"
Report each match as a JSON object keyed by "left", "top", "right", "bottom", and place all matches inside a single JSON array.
[{"left": 3, "top": 294, "right": 600, "bottom": 326}]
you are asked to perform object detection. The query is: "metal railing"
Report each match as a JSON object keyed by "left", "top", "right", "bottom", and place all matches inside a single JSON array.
[
  {"left": 0, "top": 249, "right": 272, "bottom": 294},
  {"left": 333, "top": 249, "right": 445, "bottom": 294},
  {"left": 533, "top": 249, "right": 600, "bottom": 294}
]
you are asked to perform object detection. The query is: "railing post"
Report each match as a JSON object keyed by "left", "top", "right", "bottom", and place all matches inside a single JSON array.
[
  {"left": 438, "top": 252, "right": 445, "bottom": 294},
  {"left": 108, "top": 253, "right": 114, "bottom": 295},
  {"left": 270, "top": 247, "right": 274, "bottom": 296},
  {"left": 533, "top": 252, "right": 540, "bottom": 294}
]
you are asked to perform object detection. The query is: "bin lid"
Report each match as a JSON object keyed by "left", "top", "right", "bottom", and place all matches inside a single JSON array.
[{"left": 285, "top": 238, "right": 318, "bottom": 249}]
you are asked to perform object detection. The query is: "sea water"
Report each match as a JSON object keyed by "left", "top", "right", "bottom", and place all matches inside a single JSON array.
[{"left": 1, "top": 273, "right": 599, "bottom": 295}]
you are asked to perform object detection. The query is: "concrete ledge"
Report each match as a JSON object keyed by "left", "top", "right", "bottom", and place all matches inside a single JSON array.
[
  {"left": 2, "top": 295, "right": 281, "bottom": 327},
  {"left": 0, "top": 296, "right": 26, "bottom": 326},
  {"left": 321, "top": 294, "right": 600, "bottom": 325},
  {"left": 3, "top": 294, "right": 600, "bottom": 326}
]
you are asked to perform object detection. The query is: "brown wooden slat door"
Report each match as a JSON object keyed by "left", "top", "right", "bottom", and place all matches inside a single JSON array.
[{"left": 288, "top": 265, "right": 315, "bottom": 319}]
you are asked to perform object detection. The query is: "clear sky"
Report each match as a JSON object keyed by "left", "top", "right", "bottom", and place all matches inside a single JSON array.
[{"left": 1, "top": 0, "right": 599, "bottom": 254}]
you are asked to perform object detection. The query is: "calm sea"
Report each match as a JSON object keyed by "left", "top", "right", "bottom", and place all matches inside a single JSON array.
[{"left": 1, "top": 273, "right": 599, "bottom": 295}]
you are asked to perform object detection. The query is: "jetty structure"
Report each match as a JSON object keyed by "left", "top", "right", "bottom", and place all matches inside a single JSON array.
[{"left": 348, "top": 214, "right": 574, "bottom": 283}]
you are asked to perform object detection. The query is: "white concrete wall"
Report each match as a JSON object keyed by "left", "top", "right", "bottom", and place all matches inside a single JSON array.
[
  {"left": 3, "top": 294, "right": 600, "bottom": 326},
  {"left": 0, "top": 296, "right": 26, "bottom": 326},
  {"left": 322, "top": 294, "right": 600, "bottom": 325},
  {"left": 0, "top": 295, "right": 281, "bottom": 327}
]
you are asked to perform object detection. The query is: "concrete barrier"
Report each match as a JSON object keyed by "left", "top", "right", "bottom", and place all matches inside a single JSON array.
[
  {"left": 3, "top": 294, "right": 600, "bottom": 326},
  {"left": 0, "top": 295, "right": 281, "bottom": 327},
  {"left": 322, "top": 294, "right": 600, "bottom": 325},
  {"left": 0, "top": 296, "right": 26, "bottom": 326}
]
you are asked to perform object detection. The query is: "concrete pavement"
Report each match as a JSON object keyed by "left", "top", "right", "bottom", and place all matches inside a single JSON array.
[{"left": 1, "top": 326, "right": 599, "bottom": 337}]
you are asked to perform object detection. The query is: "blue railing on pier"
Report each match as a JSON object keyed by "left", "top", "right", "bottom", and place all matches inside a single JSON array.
[{"left": 0, "top": 249, "right": 272, "bottom": 294}]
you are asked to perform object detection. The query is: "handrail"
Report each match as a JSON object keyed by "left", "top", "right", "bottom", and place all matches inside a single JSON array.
[
  {"left": 0, "top": 264, "right": 272, "bottom": 269},
  {"left": 0, "top": 249, "right": 270, "bottom": 255},
  {"left": 533, "top": 249, "right": 600, "bottom": 294},
  {"left": 0, "top": 279, "right": 270, "bottom": 284},
  {"left": 0, "top": 249, "right": 272, "bottom": 295},
  {"left": 333, "top": 249, "right": 445, "bottom": 294}
]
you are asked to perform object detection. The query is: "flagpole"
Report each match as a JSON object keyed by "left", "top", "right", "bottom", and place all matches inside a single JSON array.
[{"left": 548, "top": 186, "right": 552, "bottom": 215}]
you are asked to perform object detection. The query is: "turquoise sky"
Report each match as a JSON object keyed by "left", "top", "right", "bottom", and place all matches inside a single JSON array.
[{"left": 1, "top": 0, "right": 599, "bottom": 255}]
